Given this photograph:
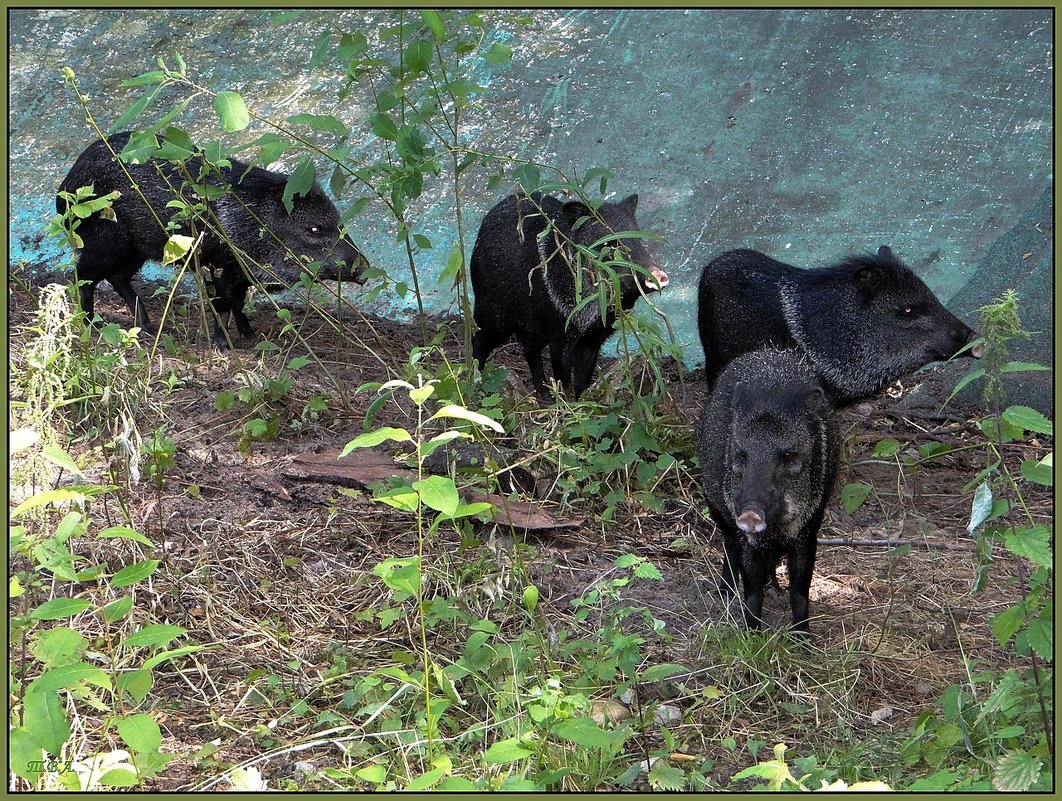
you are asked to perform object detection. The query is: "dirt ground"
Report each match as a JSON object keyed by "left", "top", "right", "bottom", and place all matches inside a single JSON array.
[{"left": 9, "top": 274, "right": 1053, "bottom": 790}]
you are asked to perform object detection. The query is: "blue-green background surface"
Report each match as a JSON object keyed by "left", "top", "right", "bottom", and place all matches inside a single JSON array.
[{"left": 8, "top": 8, "right": 1053, "bottom": 412}]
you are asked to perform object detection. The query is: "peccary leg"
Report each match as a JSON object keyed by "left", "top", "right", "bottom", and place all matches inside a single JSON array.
[
  {"left": 549, "top": 335, "right": 570, "bottom": 392},
  {"left": 739, "top": 555, "right": 770, "bottom": 630},
  {"left": 209, "top": 290, "right": 234, "bottom": 348},
  {"left": 786, "top": 526, "right": 822, "bottom": 634},
  {"left": 78, "top": 280, "right": 99, "bottom": 324},
  {"left": 568, "top": 342, "right": 602, "bottom": 400},
  {"left": 108, "top": 269, "right": 153, "bottom": 332},
  {"left": 519, "top": 338, "right": 553, "bottom": 403},
  {"left": 228, "top": 281, "right": 254, "bottom": 339},
  {"left": 718, "top": 531, "right": 742, "bottom": 601},
  {"left": 471, "top": 330, "right": 500, "bottom": 370}
]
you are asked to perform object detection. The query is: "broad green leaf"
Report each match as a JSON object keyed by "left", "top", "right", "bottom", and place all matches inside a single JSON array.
[
  {"left": 413, "top": 475, "right": 460, "bottom": 516},
  {"left": 420, "top": 10, "right": 445, "bottom": 40},
  {"left": 409, "top": 384, "right": 435, "bottom": 407},
  {"left": 120, "top": 130, "right": 160, "bottom": 164},
  {"left": 639, "top": 662, "right": 688, "bottom": 683},
  {"left": 40, "top": 445, "right": 83, "bottom": 477},
  {"left": 437, "top": 776, "right": 478, "bottom": 791},
  {"left": 372, "top": 556, "right": 421, "bottom": 596},
  {"left": 369, "top": 112, "right": 398, "bottom": 141},
  {"left": 8, "top": 727, "right": 44, "bottom": 782},
  {"left": 1020, "top": 455, "right": 1052, "bottom": 486},
  {"left": 121, "top": 624, "right": 187, "bottom": 649},
  {"left": 1003, "top": 525, "right": 1052, "bottom": 568},
  {"left": 30, "top": 597, "right": 91, "bottom": 620},
  {"left": 483, "top": 737, "right": 532, "bottom": 765},
  {"left": 110, "top": 559, "right": 160, "bottom": 589},
  {"left": 102, "top": 595, "right": 134, "bottom": 624},
  {"left": 992, "top": 750, "right": 1043, "bottom": 792},
  {"left": 841, "top": 481, "right": 873, "bottom": 514},
  {"left": 450, "top": 502, "right": 494, "bottom": 519},
  {"left": 154, "top": 126, "right": 196, "bottom": 161},
  {"left": 23, "top": 689, "right": 71, "bottom": 756},
  {"left": 990, "top": 605, "right": 1025, "bottom": 649},
  {"left": 98, "top": 767, "right": 140, "bottom": 787},
  {"left": 1021, "top": 618, "right": 1052, "bottom": 660},
  {"left": 282, "top": 155, "right": 316, "bottom": 214},
  {"left": 120, "top": 70, "right": 167, "bottom": 87},
  {"left": 117, "top": 669, "right": 153, "bottom": 705},
  {"left": 647, "top": 760, "right": 686, "bottom": 791},
  {"left": 110, "top": 91, "right": 157, "bottom": 133},
  {"left": 339, "top": 427, "right": 412, "bottom": 456},
  {"left": 553, "top": 716, "right": 612, "bottom": 749},
  {"left": 214, "top": 90, "right": 250, "bottom": 132},
  {"left": 118, "top": 713, "right": 162, "bottom": 753},
  {"left": 286, "top": 113, "right": 347, "bottom": 136},
  {"left": 30, "top": 627, "right": 87, "bottom": 669},
  {"left": 11, "top": 488, "right": 91, "bottom": 518},
  {"left": 96, "top": 526, "right": 154, "bottom": 546},
  {"left": 162, "top": 234, "right": 196, "bottom": 265},
  {"left": 406, "top": 766, "right": 447, "bottom": 791},
  {"left": 512, "top": 163, "right": 540, "bottom": 192},
  {"left": 966, "top": 482, "right": 993, "bottom": 534},
  {"left": 483, "top": 42, "right": 513, "bottom": 64},
  {"left": 374, "top": 486, "right": 420, "bottom": 513},
  {"left": 29, "top": 661, "right": 111, "bottom": 694},
  {"left": 871, "top": 438, "right": 902, "bottom": 458},
  {"left": 1001, "top": 405, "right": 1053, "bottom": 436},
  {"left": 522, "top": 584, "right": 539, "bottom": 613},
  {"left": 140, "top": 645, "right": 205, "bottom": 671},
  {"left": 355, "top": 764, "right": 388, "bottom": 784},
  {"left": 404, "top": 40, "right": 434, "bottom": 73},
  {"left": 429, "top": 404, "right": 505, "bottom": 433}
]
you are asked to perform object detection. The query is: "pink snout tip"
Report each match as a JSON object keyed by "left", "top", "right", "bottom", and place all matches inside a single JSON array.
[
  {"left": 644, "top": 266, "right": 669, "bottom": 290},
  {"left": 736, "top": 508, "right": 766, "bottom": 534}
]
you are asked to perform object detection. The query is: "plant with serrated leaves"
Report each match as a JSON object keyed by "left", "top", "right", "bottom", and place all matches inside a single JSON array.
[
  {"left": 902, "top": 290, "right": 1053, "bottom": 791},
  {"left": 8, "top": 437, "right": 201, "bottom": 791},
  {"left": 729, "top": 742, "right": 892, "bottom": 792}
]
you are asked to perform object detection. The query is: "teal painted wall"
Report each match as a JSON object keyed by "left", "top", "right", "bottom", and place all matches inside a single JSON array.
[{"left": 9, "top": 8, "right": 1053, "bottom": 410}]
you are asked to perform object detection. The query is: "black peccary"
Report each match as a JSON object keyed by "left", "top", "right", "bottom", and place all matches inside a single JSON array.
[
  {"left": 697, "top": 245, "right": 984, "bottom": 404},
  {"left": 696, "top": 347, "right": 839, "bottom": 634},
  {"left": 469, "top": 191, "right": 669, "bottom": 402},
  {"left": 57, "top": 132, "right": 370, "bottom": 345}
]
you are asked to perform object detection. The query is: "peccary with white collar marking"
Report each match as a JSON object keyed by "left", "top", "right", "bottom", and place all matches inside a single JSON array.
[
  {"left": 58, "top": 132, "right": 370, "bottom": 345},
  {"left": 697, "top": 246, "right": 983, "bottom": 404},
  {"left": 470, "top": 191, "right": 669, "bottom": 402},
  {"left": 696, "top": 347, "right": 839, "bottom": 634}
]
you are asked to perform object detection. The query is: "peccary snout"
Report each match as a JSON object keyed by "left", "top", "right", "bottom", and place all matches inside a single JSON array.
[
  {"left": 314, "top": 236, "right": 371, "bottom": 284},
  {"left": 736, "top": 504, "right": 766, "bottom": 535}
]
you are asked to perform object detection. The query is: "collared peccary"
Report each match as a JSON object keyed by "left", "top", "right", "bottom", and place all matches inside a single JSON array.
[
  {"left": 469, "top": 191, "right": 669, "bottom": 402},
  {"left": 57, "top": 132, "right": 370, "bottom": 345},
  {"left": 696, "top": 347, "right": 840, "bottom": 634},
  {"left": 697, "top": 246, "right": 984, "bottom": 404}
]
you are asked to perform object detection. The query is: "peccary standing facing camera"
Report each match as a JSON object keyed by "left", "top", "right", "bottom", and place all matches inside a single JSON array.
[
  {"left": 697, "top": 246, "right": 983, "bottom": 404},
  {"left": 470, "top": 192, "right": 669, "bottom": 402},
  {"left": 696, "top": 347, "right": 839, "bottom": 634},
  {"left": 58, "top": 132, "right": 370, "bottom": 345}
]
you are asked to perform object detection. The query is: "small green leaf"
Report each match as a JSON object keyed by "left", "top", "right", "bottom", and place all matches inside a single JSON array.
[
  {"left": 121, "top": 624, "right": 187, "bottom": 649},
  {"left": 1020, "top": 455, "right": 1052, "bottom": 486},
  {"left": 841, "top": 482, "right": 872, "bottom": 514},
  {"left": 404, "top": 40, "right": 434, "bottom": 73},
  {"left": 990, "top": 605, "right": 1025, "bottom": 649},
  {"left": 374, "top": 486, "right": 420, "bottom": 513},
  {"left": 97, "top": 526, "right": 154, "bottom": 546},
  {"left": 40, "top": 446, "right": 83, "bottom": 477},
  {"left": 522, "top": 585, "right": 539, "bottom": 613},
  {"left": 992, "top": 749, "right": 1043, "bottom": 792},
  {"left": 102, "top": 596, "right": 134, "bottom": 624},
  {"left": 553, "top": 716, "right": 612, "bottom": 748},
  {"left": 117, "top": 668, "right": 154, "bottom": 704},
  {"left": 30, "top": 628, "right": 88, "bottom": 669},
  {"left": 369, "top": 112, "right": 398, "bottom": 141},
  {"left": 1001, "top": 405, "right": 1052, "bottom": 436},
  {"left": 871, "top": 438, "right": 902, "bottom": 458},
  {"left": 483, "top": 42, "right": 513, "bottom": 64},
  {"left": 214, "top": 90, "right": 250, "bottom": 132},
  {"left": 372, "top": 556, "right": 421, "bottom": 596},
  {"left": 356, "top": 764, "right": 388, "bottom": 784},
  {"left": 111, "top": 559, "right": 160, "bottom": 589},
  {"left": 30, "top": 597, "right": 91, "bottom": 620},
  {"left": 22, "top": 689, "right": 70, "bottom": 756},
  {"left": 282, "top": 155, "right": 316, "bottom": 214},
  {"left": 420, "top": 10, "right": 445, "bottom": 40},
  {"left": 118, "top": 713, "right": 163, "bottom": 753},
  {"left": 162, "top": 234, "right": 196, "bottom": 265},
  {"left": 483, "top": 737, "right": 532, "bottom": 765},
  {"left": 286, "top": 113, "right": 347, "bottom": 136},
  {"left": 28, "top": 662, "right": 111, "bottom": 694},
  {"left": 429, "top": 404, "right": 505, "bottom": 433},
  {"left": 409, "top": 384, "right": 435, "bottom": 407},
  {"left": 413, "top": 475, "right": 460, "bottom": 516},
  {"left": 1004, "top": 524, "right": 1052, "bottom": 568},
  {"left": 8, "top": 727, "right": 44, "bottom": 782},
  {"left": 98, "top": 768, "right": 139, "bottom": 787},
  {"left": 339, "top": 427, "right": 412, "bottom": 456}
]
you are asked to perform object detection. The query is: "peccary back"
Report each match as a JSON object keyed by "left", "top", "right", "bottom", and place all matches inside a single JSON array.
[
  {"left": 57, "top": 132, "right": 370, "bottom": 345},
  {"left": 469, "top": 191, "right": 669, "bottom": 402},
  {"left": 696, "top": 347, "right": 839, "bottom": 633},
  {"left": 697, "top": 246, "right": 983, "bottom": 403}
]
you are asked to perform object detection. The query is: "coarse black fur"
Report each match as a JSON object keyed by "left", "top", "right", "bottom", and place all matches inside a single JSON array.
[
  {"left": 696, "top": 347, "right": 839, "bottom": 634},
  {"left": 57, "top": 132, "right": 370, "bottom": 345},
  {"left": 697, "top": 246, "right": 982, "bottom": 404},
  {"left": 469, "top": 191, "right": 667, "bottom": 402}
]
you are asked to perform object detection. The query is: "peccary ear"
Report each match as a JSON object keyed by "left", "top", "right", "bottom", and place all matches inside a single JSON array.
[
  {"left": 802, "top": 385, "right": 828, "bottom": 415},
  {"left": 559, "top": 200, "right": 592, "bottom": 234},
  {"left": 853, "top": 263, "right": 882, "bottom": 293},
  {"left": 877, "top": 245, "right": 894, "bottom": 260},
  {"left": 619, "top": 193, "right": 639, "bottom": 215}
]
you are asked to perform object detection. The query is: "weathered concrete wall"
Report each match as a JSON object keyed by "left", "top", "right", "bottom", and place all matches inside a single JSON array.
[{"left": 9, "top": 8, "right": 1053, "bottom": 412}]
